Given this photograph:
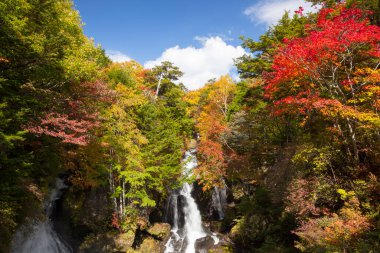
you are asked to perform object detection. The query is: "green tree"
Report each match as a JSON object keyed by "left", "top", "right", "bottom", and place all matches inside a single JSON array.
[
  {"left": 149, "top": 61, "right": 183, "bottom": 98},
  {"left": 0, "top": 0, "right": 108, "bottom": 249}
]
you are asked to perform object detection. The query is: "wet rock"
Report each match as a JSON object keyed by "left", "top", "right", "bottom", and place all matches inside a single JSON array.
[
  {"left": 191, "top": 181, "right": 213, "bottom": 219},
  {"left": 164, "top": 190, "right": 185, "bottom": 228},
  {"left": 192, "top": 182, "right": 232, "bottom": 223},
  {"left": 61, "top": 185, "right": 112, "bottom": 250},
  {"left": 195, "top": 236, "right": 215, "bottom": 252},
  {"left": 167, "top": 234, "right": 186, "bottom": 253},
  {"left": 211, "top": 186, "right": 228, "bottom": 221},
  {"left": 195, "top": 235, "right": 229, "bottom": 253},
  {"left": 147, "top": 223, "right": 171, "bottom": 240},
  {"left": 66, "top": 186, "right": 112, "bottom": 231},
  {"left": 177, "top": 195, "right": 186, "bottom": 228}
]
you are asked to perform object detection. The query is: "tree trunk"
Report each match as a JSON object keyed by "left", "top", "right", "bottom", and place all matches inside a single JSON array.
[
  {"left": 109, "top": 148, "right": 118, "bottom": 216},
  {"left": 155, "top": 73, "right": 164, "bottom": 99},
  {"left": 346, "top": 118, "right": 359, "bottom": 162},
  {"left": 122, "top": 178, "right": 126, "bottom": 217},
  {"left": 119, "top": 182, "right": 123, "bottom": 219}
]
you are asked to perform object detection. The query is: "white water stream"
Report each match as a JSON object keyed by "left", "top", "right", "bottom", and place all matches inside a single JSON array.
[
  {"left": 164, "top": 150, "right": 218, "bottom": 253},
  {"left": 211, "top": 184, "right": 227, "bottom": 220},
  {"left": 10, "top": 152, "right": 222, "bottom": 253},
  {"left": 11, "top": 178, "right": 72, "bottom": 253}
]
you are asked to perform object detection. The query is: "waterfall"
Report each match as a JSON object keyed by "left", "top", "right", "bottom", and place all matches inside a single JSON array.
[
  {"left": 211, "top": 183, "right": 227, "bottom": 220},
  {"left": 164, "top": 150, "right": 218, "bottom": 253},
  {"left": 11, "top": 178, "right": 72, "bottom": 253}
]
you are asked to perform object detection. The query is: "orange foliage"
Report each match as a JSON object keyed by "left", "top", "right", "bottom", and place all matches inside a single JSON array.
[
  {"left": 295, "top": 197, "right": 371, "bottom": 252},
  {"left": 193, "top": 76, "right": 236, "bottom": 189}
]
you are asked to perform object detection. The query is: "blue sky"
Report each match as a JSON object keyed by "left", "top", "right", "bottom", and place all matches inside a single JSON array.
[{"left": 73, "top": 0, "right": 316, "bottom": 89}]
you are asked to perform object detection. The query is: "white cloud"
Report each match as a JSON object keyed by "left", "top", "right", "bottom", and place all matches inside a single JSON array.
[
  {"left": 193, "top": 36, "right": 210, "bottom": 44},
  {"left": 244, "top": 0, "right": 319, "bottom": 26},
  {"left": 106, "top": 50, "right": 131, "bottom": 62},
  {"left": 144, "top": 36, "right": 246, "bottom": 90}
]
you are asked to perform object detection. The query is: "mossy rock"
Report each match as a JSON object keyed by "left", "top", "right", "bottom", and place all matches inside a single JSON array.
[
  {"left": 134, "top": 237, "right": 162, "bottom": 253},
  {"left": 79, "top": 233, "right": 114, "bottom": 253},
  {"left": 79, "top": 231, "right": 135, "bottom": 253},
  {"left": 114, "top": 231, "right": 135, "bottom": 251},
  {"left": 209, "top": 247, "right": 233, "bottom": 253},
  {"left": 147, "top": 223, "right": 171, "bottom": 240}
]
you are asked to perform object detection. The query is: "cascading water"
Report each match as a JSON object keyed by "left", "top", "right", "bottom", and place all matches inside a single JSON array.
[
  {"left": 211, "top": 183, "right": 227, "bottom": 220},
  {"left": 11, "top": 178, "right": 72, "bottom": 253},
  {"left": 164, "top": 150, "right": 218, "bottom": 253}
]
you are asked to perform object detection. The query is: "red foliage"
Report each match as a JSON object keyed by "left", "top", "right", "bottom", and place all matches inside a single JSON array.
[
  {"left": 286, "top": 178, "right": 327, "bottom": 218},
  {"left": 25, "top": 81, "right": 114, "bottom": 145},
  {"left": 196, "top": 114, "right": 229, "bottom": 189},
  {"left": 194, "top": 76, "right": 236, "bottom": 189},
  {"left": 27, "top": 112, "right": 99, "bottom": 146},
  {"left": 111, "top": 212, "right": 120, "bottom": 230},
  {"left": 266, "top": 5, "right": 380, "bottom": 102},
  {"left": 295, "top": 6, "right": 305, "bottom": 16},
  {"left": 81, "top": 80, "right": 116, "bottom": 103},
  {"left": 272, "top": 91, "right": 343, "bottom": 116}
]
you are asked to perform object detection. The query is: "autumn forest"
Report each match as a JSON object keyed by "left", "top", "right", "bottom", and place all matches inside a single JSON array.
[{"left": 1, "top": 0, "right": 380, "bottom": 252}]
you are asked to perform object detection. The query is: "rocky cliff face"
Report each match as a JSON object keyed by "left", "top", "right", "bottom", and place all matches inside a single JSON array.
[{"left": 59, "top": 182, "right": 174, "bottom": 253}]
